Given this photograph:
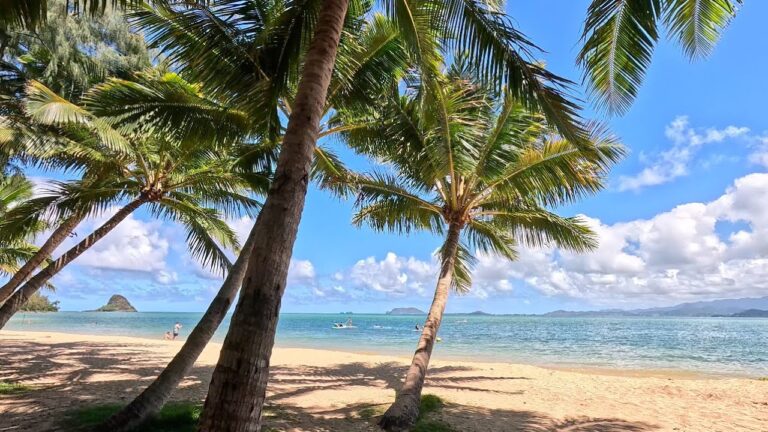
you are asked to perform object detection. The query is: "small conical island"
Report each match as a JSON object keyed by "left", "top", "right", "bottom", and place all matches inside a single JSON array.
[{"left": 90, "top": 295, "right": 137, "bottom": 312}]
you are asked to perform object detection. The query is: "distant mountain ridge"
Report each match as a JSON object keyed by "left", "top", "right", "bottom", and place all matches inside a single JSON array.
[
  {"left": 386, "top": 307, "right": 425, "bottom": 315},
  {"left": 729, "top": 309, "right": 768, "bottom": 318},
  {"left": 543, "top": 296, "right": 768, "bottom": 318}
]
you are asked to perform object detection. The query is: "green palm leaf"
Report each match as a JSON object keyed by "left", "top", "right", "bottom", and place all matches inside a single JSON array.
[
  {"left": 580, "top": 0, "right": 740, "bottom": 114},
  {"left": 663, "top": 0, "right": 739, "bottom": 58}
]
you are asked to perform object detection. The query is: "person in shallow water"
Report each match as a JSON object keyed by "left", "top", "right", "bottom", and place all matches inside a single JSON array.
[
  {"left": 172, "top": 322, "right": 182, "bottom": 339},
  {"left": 415, "top": 324, "right": 420, "bottom": 331}
]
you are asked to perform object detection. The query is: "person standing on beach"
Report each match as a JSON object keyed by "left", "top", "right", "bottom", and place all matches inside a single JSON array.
[{"left": 172, "top": 322, "right": 182, "bottom": 340}]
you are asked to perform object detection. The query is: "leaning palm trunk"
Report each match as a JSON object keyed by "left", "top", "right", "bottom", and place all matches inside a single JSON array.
[
  {"left": 0, "top": 198, "right": 146, "bottom": 329},
  {"left": 379, "top": 223, "right": 462, "bottom": 431},
  {"left": 196, "top": 1, "right": 349, "bottom": 430},
  {"left": 95, "top": 223, "right": 259, "bottom": 432},
  {"left": 0, "top": 214, "right": 84, "bottom": 304}
]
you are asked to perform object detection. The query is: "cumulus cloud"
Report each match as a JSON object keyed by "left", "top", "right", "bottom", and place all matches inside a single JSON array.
[
  {"left": 286, "top": 174, "right": 768, "bottom": 308},
  {"left": 508, "top": 173, "right": 768, "bottom": 306},
  {"left": 748, "top": 135, "right": 768, "bottom": 168},
  {"left": 62, "top": 209, "right": 170, "bottom": 273},
  {"left": 618, "top": 116, "right": 749, "bottom": 191},
  {"left": 288, "top": 259, "right": 316, "bottom": 284},
  {"left": 348, "top": 252, "right": 436, "bottom": 296}
]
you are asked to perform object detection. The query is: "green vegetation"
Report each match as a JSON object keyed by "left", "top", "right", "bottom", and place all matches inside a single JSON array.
[
  {"left": 18, "top": 292, "right": 59, "bottom": 312},
  {"left": 357, "top": 395, "right": 455, "bottom": 431},
  {"left": 418, "top": 394, "right": 445, "bottom": 416},
  {"left": 0, "top": 175, "right": 45, "bottom": 279},
  {"left": 0, "top": 380, "right": 32, "bottom": 395},
  {"left": 580, "top": 1, "right": 739, "bottom": 114},
  {"left": 412, "top": 395, "right": 455, "bottom": 432},
  {"left": 358, "top": 405, "right": 387, "bottom": 420},
  {"left": 1, "top": 1, "right": 742, "bottom": 431},
  {"left": 63, "top": 403, "right": 201, "bottom": 432},
  {"left": 343, "top": 65, "right": 622, "bottom": 426}
]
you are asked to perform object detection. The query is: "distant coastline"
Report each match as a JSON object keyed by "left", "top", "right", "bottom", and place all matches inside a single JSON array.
[{"left": 6, "top": 310, "right": 768, "bottom": 376}]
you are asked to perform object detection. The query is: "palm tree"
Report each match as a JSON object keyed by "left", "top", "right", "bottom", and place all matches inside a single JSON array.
[
  {"left": 0, "top": 76, "right": 263, "bottom": 328},
  {"left": 579, "top": 0, "right": 741, "bottom": 114},
  {"left": 333, "top": 68, "right": 624, "bottom": 429},
  {"left": 83, "top": 9, "right": 401, "bottom": 430},
  {"left": 0, "top": 174, "right": 46, "bottom": 282},
  {"left": 1, "top": 0, "right": 144, "bottom": 31},
  {"left": 133, "top": 1, "right": 592, "bottom": 429}
]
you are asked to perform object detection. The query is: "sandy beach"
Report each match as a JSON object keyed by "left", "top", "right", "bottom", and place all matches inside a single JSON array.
[{"left": 1, "top": 331, "right": 767, "bottom": 431}]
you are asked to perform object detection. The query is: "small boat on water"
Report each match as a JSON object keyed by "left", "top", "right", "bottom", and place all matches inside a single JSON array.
[{"left": 332, "top": 319, "right": 356, "bottom": 329}]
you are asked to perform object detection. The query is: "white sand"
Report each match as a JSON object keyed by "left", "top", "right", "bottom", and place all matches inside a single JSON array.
[{"left": 1, "top": 330, "right": 767, "bottom": 431}]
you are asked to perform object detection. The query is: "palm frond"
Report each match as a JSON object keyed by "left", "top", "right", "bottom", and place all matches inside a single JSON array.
[
  {"left": 478, "top": 209, "right": 597, "bottom": 253},
  {"left": 352, "top": 172, "right": 443, "bottom": 235},
  {"left": 441, "top": 240, "right": 474, "bottom": 294},
  {"left": 579, "top": 0, "right": 661, "bottom": 114},
  {"left": 151, "top": 198, "right": 239, "bottom": 275},
  {"left": 439, "top": 0, "right": 586, "bottom": 145},
  {"left": 82, "top": 72, "right": 252, "bottom": 147},
  {"left": 663, "top": 0, "right": 740, "bottom": 58},
  {"left": 24, "top": 80, "right": 132, "bottom": 155},
  {"left": 464, "top": 219, "right": 518, "bottom": 261},
  {"left": 328, "top": 13, "right": 410, "bottom": 111},
  {"left": 312, "top": 146, "right": 357, "bottom": 199}
]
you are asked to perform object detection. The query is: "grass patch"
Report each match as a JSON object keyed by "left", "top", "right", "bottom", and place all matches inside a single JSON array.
[
  {"left": 358, "top": 405, "right": 387, "bottom": 420},
  {"left": 0, "top": 381, "right": 32, "bottom": 395},
  {"left": 63, "top": 402, "right": 201, "bottom": 431},
  {"left": 412, "top": 419, "right": 456, "bottom": 432},
  {"left": 419, "top": 394, "right": 444, "bottom": 416},
  {"left": 412, "top": 394, "right": 455, "bottom": 432},
  {"left": 758, "top": 377, "right": 768, "bottom": 381}
]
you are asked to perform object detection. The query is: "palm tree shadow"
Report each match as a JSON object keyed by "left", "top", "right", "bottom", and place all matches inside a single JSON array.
[{"left": 1, "top": 339, "right": 657, "bottom": 431}]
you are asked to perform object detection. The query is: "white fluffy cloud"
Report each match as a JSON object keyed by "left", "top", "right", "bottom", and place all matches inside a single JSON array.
[
  {"left": 748, "top": 135, "right": 768, "bottom": 169},
  {"left": 291, "top": 173, "right": 768, "bottom": 307},
  {"left": 288, "top": 259, "right": 316, "bottom": 284},
  {"left": 507, "top": 173, "right": 768, "bottom": 305},
  {"left": 618, "top": 116, "right": 750, "bottom": 191},
  {"left": 347, "top": 252, "right": 437, "bottom": 296},
  {"left": 63, "top": 209, "right": 170, "bottom": 274}
]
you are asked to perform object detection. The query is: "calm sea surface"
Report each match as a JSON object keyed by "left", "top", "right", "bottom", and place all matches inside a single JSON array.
[{"left": 6, "top": 312, "right": 768, "bottom": 376}]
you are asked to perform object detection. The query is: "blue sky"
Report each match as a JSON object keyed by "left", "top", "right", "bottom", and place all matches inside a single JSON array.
[{"left": 22, "top": 1, "right": 768, "bottom": 313}]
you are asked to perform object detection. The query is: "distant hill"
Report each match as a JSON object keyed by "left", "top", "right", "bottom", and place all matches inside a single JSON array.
[
  {"left": 90, "top": 295, "right": 137, "bottom": 312},
  {"left": 543, "top": 309, "right": 631, "bottom": 318},
  {"left": 730, "top": 309, "right": 768, "bottom": 318},
  {"left": 543, "top": 296, "right": 768, "bottom": 318},
  {"left": 386, "top": 307, "right": 426, "bottom": 315},
  {"left": 632, "top": 296, "right": 768, "bottom": 317},
  {"left": 468, "top": 310, "right": 493, "bottom": 316}
]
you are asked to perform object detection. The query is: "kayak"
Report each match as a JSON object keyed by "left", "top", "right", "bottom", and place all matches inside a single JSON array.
[{"left": 332, "top": 325, "right": 357, "bottom": 329}]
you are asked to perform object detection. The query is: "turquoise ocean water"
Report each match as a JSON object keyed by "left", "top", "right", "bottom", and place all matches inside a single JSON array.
[{"left": 5, "top": 312, "right": 768, "bottom": 376}]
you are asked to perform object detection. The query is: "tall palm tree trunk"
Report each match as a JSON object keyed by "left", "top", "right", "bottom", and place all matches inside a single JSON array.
[
  {"left": 196, "top": 1, "right": 349, "bottom": 431},
  {"left": 0, "top": 214, "right": 84, "bottom": 304},
  {"left": 379, "top": 223, "right": 462, "bottom": 431},
  {"left": 95, "top": 224, "right": 259, "bottom": 432},
  {"left": 0, "top": 198, "right": 146, "bottom": 329}
]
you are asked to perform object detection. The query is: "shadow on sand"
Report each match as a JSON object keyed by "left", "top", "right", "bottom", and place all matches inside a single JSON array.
[{"left": 0, "top": 339, "right": 657, "bottom": 431}]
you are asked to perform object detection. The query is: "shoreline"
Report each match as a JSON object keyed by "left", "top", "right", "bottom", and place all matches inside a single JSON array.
[
  {"left": 2, "top": 330, "right": 768, "bottom": 431},
  {"left": 1, "top": 329, "right": 754, "bottom": 380}
]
